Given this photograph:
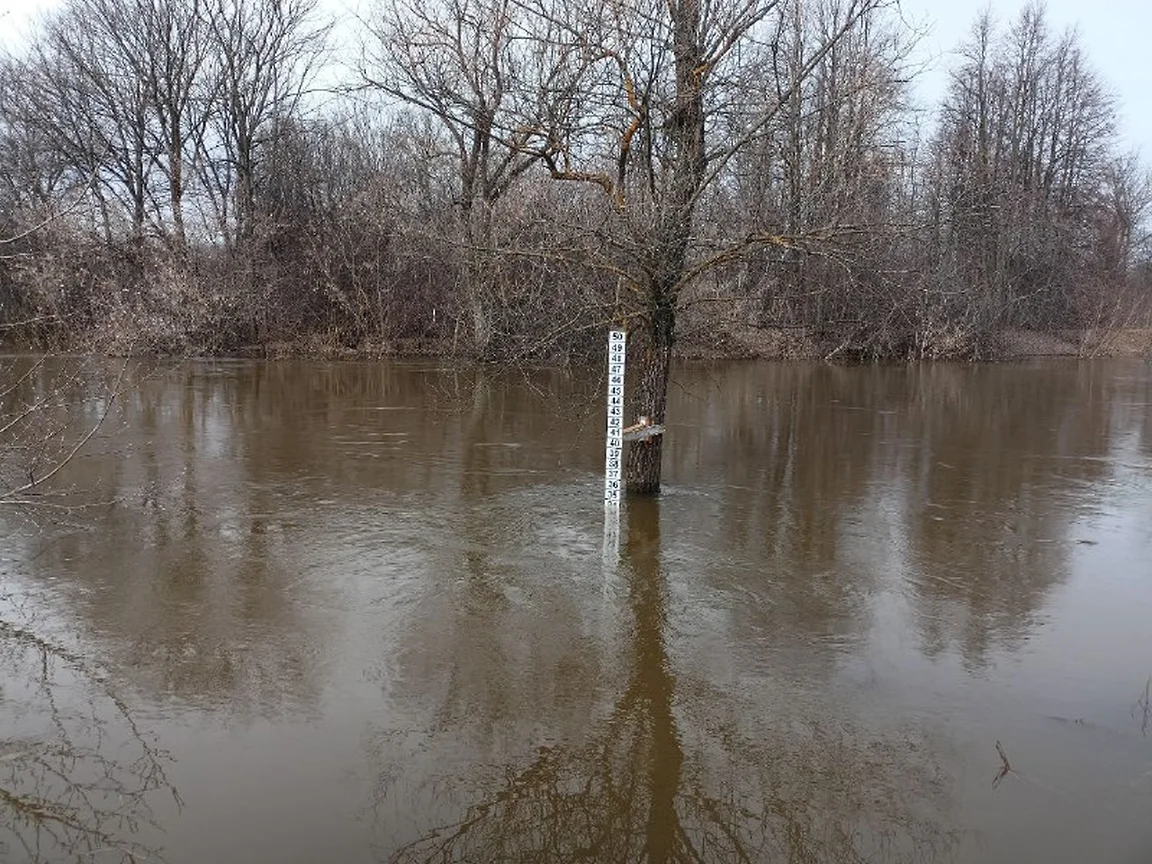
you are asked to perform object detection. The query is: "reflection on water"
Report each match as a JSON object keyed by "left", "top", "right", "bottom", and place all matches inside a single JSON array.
[
  {"left": 0, "top": 606, "right": 177, "bottom": 862},
  {"left": 388, "top": 498, "right": 952, "bottom": 863},
  {"left": 0, "top": 358, "right": 1150, "bottom": 863}
]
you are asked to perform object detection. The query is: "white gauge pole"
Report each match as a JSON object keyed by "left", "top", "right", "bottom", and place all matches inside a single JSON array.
[
  {"left": 604, "top": 328, "right": 627, "bottom": 505},
  {"left": 602, "top": 328, "right": 626, "bottom": 567}
]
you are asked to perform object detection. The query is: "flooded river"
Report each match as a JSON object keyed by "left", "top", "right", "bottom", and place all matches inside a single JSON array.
[{"left": 1, "top": 358, "right": 1151, "bottom": 863}]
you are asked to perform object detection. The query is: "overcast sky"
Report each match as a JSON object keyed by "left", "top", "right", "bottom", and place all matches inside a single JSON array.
[
  {"left": 900, "top": 0, "right": 1152, "bottom": 157},
  {"left": 2, "top": 0, "right": 1150, "bottom": 157}
]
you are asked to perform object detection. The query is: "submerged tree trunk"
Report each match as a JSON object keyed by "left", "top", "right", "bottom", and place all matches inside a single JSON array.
[{"left": 626, "top": 294, "right": 676, "bottom": 494}]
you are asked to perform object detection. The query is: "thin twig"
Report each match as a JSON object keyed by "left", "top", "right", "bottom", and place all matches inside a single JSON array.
[{"left": 1, "top": 356, "right": 131, "bottom": 502}]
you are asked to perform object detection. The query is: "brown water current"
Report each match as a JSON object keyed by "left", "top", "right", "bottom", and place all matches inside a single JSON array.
[{"left": 1, "top": 358, "right": 1151, "bottom": 863}]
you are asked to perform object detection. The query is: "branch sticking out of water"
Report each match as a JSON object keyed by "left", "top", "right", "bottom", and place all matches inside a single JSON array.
[
  {"left": 1134, "top": 678, "right": 1151, "bottom": 738},
  {"left": 992, "top": 740, "right": 1014, "bottom": 790}
]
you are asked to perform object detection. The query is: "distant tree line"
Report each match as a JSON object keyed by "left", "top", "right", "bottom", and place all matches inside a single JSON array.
[{"left": 1, "top": 0, "right": 1149, "bottom": 364}]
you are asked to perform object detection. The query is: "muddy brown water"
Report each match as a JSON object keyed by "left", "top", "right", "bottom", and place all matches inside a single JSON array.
[{"left": 1, "top": 358, "right": 1151, "bottom": 863}]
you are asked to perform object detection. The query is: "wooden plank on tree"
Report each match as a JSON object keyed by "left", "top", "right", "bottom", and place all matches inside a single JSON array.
[{"left": 623, "top": 423, "right": 664, "bottom": 442}]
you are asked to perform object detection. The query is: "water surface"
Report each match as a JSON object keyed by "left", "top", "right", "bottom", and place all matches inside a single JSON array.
[{"left": 2, "top": 358, "right": 1151, "bottom": 863}]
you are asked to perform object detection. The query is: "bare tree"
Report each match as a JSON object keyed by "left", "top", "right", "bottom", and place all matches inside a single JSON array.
[
  {"left": 365, "top": 0, "right": 886, "bottom": 490},
  {"left": 31, "top": 0, "right": 162, "bottom": 253},
  {"left": 927, "top": 4, "right": 1119, "bottom": 336},
  {"left": 541, "top": 0, "right": 884, "bottom": 491},
  {"left": 361, "top": 0, "right": 561, "bottom": 354},
  {"left": 713, "top": 0, "right": 913, "bottom": 336},
  {"left": 137, "top": 0, "right": 213, "bottom": 257},
  {"left": 199, "top": 0, "right": 329, "bottom": 253}
]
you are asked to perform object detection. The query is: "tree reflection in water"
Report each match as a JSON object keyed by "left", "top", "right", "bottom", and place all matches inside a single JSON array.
[
  {"left": 0, "top": 605, "right": 179, "bottom": 863},
  {"left": 390, "top": 499, "right": 954, "bottom": 864}
]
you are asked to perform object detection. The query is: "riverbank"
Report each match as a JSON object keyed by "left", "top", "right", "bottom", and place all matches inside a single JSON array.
[
  {"left": 245, "top": 325, "right": 1152, "bottom": 363},
  {"left": 7, "top": 323, "right": 1150, "bottom": 363},
  {"left": 674, "top": 325, "right": 1152, "bottom": 362}
]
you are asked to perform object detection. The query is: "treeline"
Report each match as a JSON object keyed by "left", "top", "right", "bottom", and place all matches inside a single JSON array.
[{"left": 0, "top": 0, "right": 1149, "bottom": 361}]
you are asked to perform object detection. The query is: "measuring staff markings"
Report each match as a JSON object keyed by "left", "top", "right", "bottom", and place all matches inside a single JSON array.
[{"left": 604, "top": 329, "right": 626, "bottom": 504}]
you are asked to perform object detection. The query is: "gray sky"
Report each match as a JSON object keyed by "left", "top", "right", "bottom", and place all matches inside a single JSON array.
[
  {"left": 2, "top": 0, "right": 1150, "bottom": 157},
  {"left": 900, "top": 0, "right": 1152, "bottom": 157}
]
